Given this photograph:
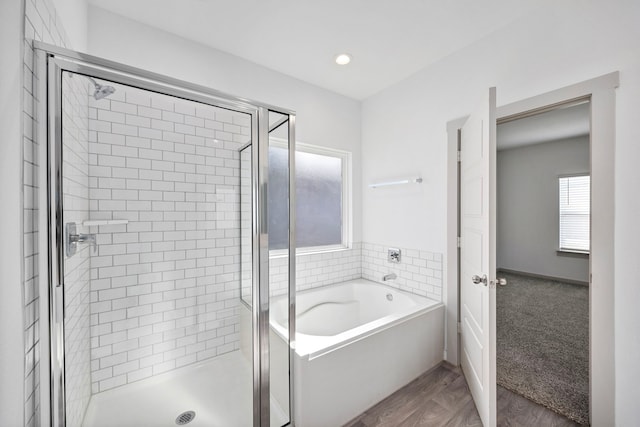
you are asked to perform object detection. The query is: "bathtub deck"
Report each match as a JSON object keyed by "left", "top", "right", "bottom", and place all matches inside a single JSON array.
[{"left": 343, "top": 363, "right": 579, "bottom": 427}]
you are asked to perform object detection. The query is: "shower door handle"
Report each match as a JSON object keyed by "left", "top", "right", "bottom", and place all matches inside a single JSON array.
[
  {"left": 66, "top": 222, "right": 97, "bottom": 257},
  {"left": 471, "top": 274, "right": 487, "bottom": 286}
]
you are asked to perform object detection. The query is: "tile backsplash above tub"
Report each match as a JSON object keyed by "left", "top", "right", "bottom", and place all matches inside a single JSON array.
[
  {"left": 269, "top": 243, "right": 362, "bottom": 297},
  {"left": 269, "top": 241, "right": 442, "bottom": 302},
  {"left": 362, "top": 242, "right": 442, "bottom": 301}
]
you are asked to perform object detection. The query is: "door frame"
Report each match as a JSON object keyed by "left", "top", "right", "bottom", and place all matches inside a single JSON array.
[
  {"left": 445, "top": 72, "right": 619, "bottom": 425},
  {"left": 35, "top": 41, "right": 297, "bottom": 427}
]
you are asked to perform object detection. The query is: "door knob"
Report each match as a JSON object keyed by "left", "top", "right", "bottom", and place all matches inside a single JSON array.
[
  {"left": 497, "top": 277, "right": 507, "bottom": 286},
  {"left": 471, "top": 274, "right": 487, "bottom": 286}
]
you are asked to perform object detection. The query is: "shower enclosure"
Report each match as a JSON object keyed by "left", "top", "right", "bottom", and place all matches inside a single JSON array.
[{"left": 37, "top": 43, "right": 295, "bottom": 426}]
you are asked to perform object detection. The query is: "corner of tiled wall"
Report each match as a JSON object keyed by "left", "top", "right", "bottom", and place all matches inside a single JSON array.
[{"left": 24, "top": 0, "right": 74, "bottom": 425}]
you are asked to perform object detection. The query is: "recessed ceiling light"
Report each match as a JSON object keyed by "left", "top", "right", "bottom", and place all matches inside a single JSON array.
[{"left": 334, "top": 53, "right": 352, "bottom": 65}]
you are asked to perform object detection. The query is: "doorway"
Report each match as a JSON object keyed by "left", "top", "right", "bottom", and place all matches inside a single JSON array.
[
  {"left": 496, "top": 101, "right": 590, "bottom": 424},
  {"left": 445, "top": 72, "right": 618, "bottom": 426}
]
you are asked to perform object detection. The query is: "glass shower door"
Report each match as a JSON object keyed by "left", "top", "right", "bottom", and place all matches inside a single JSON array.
[
  {"left": 240, "top": 110, "right": 295, "bottom": 427},
  {"left": 45, "top": 53, "right": 294, "bottom": 427},
  {"left": 267, "top": 111, "right": 294, "bottom": 427}
]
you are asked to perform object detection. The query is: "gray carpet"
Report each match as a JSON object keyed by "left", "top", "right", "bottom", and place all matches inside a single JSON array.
[{"left": 497, "top": 271, "right": 589, "bottom": 425}]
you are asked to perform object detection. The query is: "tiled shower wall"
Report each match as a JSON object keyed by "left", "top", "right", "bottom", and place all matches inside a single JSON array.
[
  {"left": 86, "top": 85, "right": 250, "bottom": 392},
  {"left": 24, "top": 0, "right": 74, "bottom": 425},
  {"left": 61, "top": 73, "right": 92, "bottom": 427}
]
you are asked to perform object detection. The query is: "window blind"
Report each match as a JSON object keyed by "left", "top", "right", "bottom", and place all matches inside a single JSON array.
[{"left": 559, "top": 175, "right": 590, "bottom": 252}]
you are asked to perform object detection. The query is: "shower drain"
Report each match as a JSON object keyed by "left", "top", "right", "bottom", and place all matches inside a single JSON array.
[{"left": 175, "top": 411, "right": 196, "bottom": 425}]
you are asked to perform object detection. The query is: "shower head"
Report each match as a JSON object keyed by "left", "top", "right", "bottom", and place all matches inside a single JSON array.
[
  {"left": 93, "top": 84, "right": 116, "bottom": 100},
  {"left": 87, "top": 77, "right": 116, "bottom": 100}
]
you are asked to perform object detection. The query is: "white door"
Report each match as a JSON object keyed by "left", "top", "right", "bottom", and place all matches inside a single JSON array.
[{"left": 459, "top": 87, "right": 497, "bottom": 426}]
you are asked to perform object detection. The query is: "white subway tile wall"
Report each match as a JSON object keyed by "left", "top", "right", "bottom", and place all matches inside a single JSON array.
[
  {"left": 86, "top": 83, "right": 251, "bottom": 392},
  {"left": 24, "top": 0, "right": 74, "bottom": 425},
  {"left": 61, "top": 73, "right": 93, "bottom": 427},
  {"left": 361, "top": 242, "right": 443, "bottom": 301},
  {"left": 269, "top": 243, "right": 362, "bottom": 297}
]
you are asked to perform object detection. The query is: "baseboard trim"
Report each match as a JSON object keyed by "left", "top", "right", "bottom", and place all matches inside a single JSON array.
[{"left": 497, "top": 268, "right": 589, "bottom": 287}]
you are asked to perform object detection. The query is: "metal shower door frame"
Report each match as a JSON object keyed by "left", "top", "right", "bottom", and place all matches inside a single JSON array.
[{"left": 35, "top": 42, "right": 296, "bottom": 427}]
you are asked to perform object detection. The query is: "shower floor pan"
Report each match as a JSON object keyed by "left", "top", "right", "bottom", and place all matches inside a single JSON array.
[{"left": 82, "top": 351, "right": 287, "bottom": 427}]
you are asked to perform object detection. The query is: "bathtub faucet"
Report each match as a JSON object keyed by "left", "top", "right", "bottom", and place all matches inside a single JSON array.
[{"left": 382, "top": 273, "right": 397, "bottom": 281}]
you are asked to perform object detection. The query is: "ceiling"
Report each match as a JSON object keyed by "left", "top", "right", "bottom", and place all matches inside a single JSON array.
[
  {"left": 87, "top": 0, "right": 549, "bottom": 100},
  {"left": 497, "top": 102, "right": 590, "bottom": 150}
]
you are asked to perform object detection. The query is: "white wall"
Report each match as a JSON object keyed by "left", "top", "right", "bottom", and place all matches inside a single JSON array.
[
  {"left": 0, "top": 1, "right": 26, "bottom": 425},
  {"left": 361, "top": 0, "right": 640, "bottom": 424},
  {"left": 497, "top": 137, "right": 590, "bottom": 283},
  {"left": 52, "top": 0, "right": 88, "bottom": 50},
  {"left": 86, "top": 6, "right": 362, "bottom": 244}
]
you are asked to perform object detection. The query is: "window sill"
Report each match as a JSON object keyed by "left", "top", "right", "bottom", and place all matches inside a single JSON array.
[
  {"left": 557, "top": 249, "right": 590, "bottom": 258},
  {"left": 269, "top": 244, "right": 352, "bottom": 259}
]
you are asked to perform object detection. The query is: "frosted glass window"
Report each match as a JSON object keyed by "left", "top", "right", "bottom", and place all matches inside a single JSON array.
[
  {"left": 559, "top": 175, "right": 590, "bottom": 252},
  {"left": 268, "top": 145, "right": 345, "bottom": 250}
]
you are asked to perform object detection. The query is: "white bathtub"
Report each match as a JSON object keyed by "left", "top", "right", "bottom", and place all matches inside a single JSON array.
[{"left": 270, "top": 279, "right": 444, "bottom": 427}]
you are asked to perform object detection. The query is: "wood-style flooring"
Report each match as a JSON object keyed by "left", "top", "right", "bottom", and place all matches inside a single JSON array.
[{"left": 344, "top": 364, "right": 580, "bottom": 427}]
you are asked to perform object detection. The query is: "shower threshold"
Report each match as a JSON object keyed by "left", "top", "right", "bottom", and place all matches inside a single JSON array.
[{"left": 82, "top": 351, "right": 287, "bottom": 426}]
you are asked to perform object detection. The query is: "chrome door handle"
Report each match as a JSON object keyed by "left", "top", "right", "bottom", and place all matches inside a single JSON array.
[
  {"left": 472, "top": 274, "right": 487, "bottom": 286},
  {"left": 497, "top": 277, "right": 507, "bottom": 286},
  {"left": 66, "top": 222, "right": 97, "bottom": 257}
]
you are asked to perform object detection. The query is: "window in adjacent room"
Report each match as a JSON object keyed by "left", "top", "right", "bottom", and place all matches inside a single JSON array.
[
  {"left": 558, "top": 174, "right": 590, "bottom": 253},
  {"left": 268, "top": 141, "right": 351, "bottom": 253}
]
